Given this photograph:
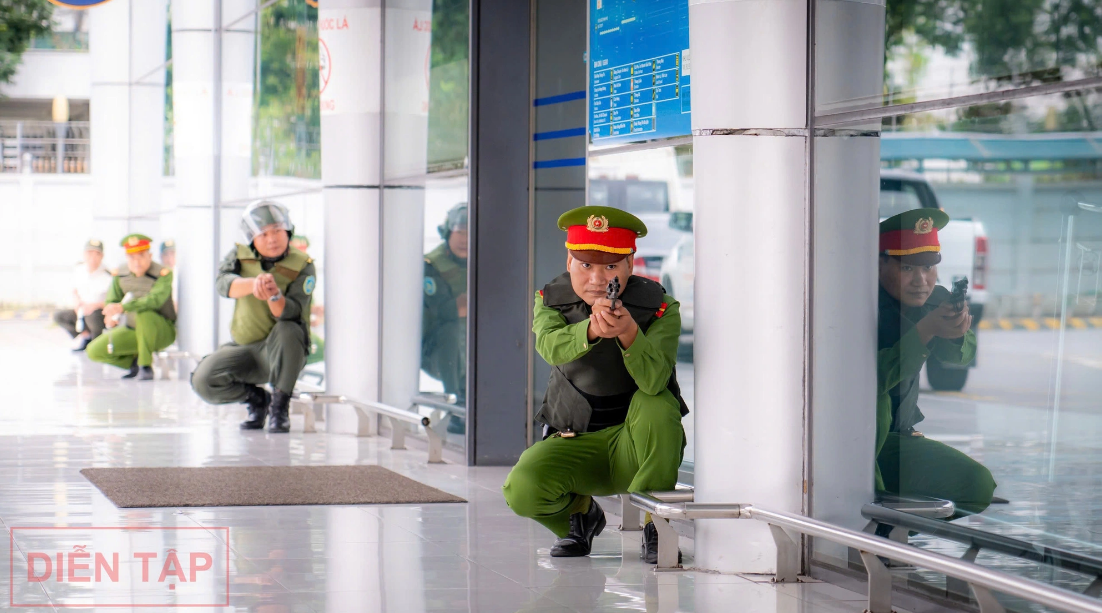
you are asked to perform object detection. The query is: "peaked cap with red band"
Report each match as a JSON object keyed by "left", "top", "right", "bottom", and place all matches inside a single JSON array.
[
  {"left": 880, "top": 208, "right": 950, "bottom": 261},
  {"left": 558, "top": 205, "right": 648, "bottom": 257},
  {"left": 120, "top": 233, "right": 153, "bottom": 254}
]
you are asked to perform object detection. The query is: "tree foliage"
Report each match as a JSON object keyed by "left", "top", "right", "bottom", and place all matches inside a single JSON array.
[{"left": 0, "top": 0, "right": 53, "bottom": 85}]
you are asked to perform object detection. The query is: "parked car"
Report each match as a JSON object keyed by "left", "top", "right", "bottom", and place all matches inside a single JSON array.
[{"left": 881, "top": 169, "right": 988, "bottom": 391}]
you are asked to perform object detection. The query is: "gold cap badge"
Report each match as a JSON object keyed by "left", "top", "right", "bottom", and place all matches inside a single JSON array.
[
  {"left": 586, "top": 215, "right": 610, "bottom": 233},
  {"left": 90, "top": 240, "right": 101, "bottom": 247},
  {"left": 127, "top": 236, "right": 140, "bottom": 246},
  {"left": 914, "top": 217, "right": 934, "bottom": 235}
]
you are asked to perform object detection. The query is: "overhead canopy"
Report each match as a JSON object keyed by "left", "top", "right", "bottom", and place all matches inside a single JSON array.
[{"left": 880, "top": 131, "right": 1102, "bottom": 161}]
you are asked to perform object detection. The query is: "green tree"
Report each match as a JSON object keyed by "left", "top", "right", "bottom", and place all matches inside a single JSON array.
[{"left": 0, "top": 0, "right": 53, "bottom": 85}]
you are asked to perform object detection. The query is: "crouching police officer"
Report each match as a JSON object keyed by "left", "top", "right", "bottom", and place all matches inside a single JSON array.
[
  {"left": 86, "top": 234, "right": 176, "bottom": 380},
  {"left": 191, "top": 201, "right": 315, "bottom": 433},
  {"left": 876, "top": 209, "right": 996, "bottom": 517},
  {"left": 502, "top": 206, "right": 687, "bottom": 563}
]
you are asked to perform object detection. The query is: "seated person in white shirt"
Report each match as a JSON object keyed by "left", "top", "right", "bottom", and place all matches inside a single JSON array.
[{"left": 53, "top": 239, "right": 113, "bottom": 351}]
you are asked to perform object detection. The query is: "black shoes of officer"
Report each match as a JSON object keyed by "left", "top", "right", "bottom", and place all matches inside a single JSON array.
[
  {"left": 641, "top": 521, "right": 683, "bottom": 565},
  {"left": 550, "top": 498, "right": 606, "bottom": 557},
  {"left": 72, "top": 336, "right": 91, "bottom": 352},
  {"left": 122, "top": 359, "right": 140, "bottom": 379},
  {"left": 137, "top": 366, "right": 155, "bottom": 381},
  {"left": 240, "top": 385, "right": 271, "bottom": 430},
  {"left": 267, "top": 390, "right": 292, "bottom": 433}
]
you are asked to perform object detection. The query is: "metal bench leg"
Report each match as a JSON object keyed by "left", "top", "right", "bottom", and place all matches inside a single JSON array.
[
  {"left": 621, "top": 494, "right": 643, "bottom": 531},
  {"left": 970, "top": 585, "right": 1006, "bottom": 613},
  {"left": 947, "top": 545, "right": 981, "bottom": 598},
  {"left": 388, "top": 416, "right": 407, "bottom": 450},
  {"left": 859, "top": 550, "right": 892, "bottom": 613},
  {"left": 294, "top": 399, "right": 316, "bottom": 433},
  {"left": 769, "top": 524, "right": 799, "bottom": 583},
  {"left": 424, "top": 423, "right": 445, "bottom": 464},
  {"left": 349, "top": 405, "right": 377, "bottom": 436},
  {"left": 652, "top": 516, "right": 680, "bottom": 569}
]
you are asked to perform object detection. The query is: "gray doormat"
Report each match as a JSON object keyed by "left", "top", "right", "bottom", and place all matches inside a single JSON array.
[{"left": 80, "top": 465, "right": 466, "bottom": 508}]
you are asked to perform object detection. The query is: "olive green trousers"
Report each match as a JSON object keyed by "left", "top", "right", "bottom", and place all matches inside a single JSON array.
[
  {"left": 190, "top": 321, "right": 308, "bottom": 402},
  {"left": 86, "top": 312, "right": 176, "bottom": 369},
  {"left": 502, "top": 389, "right": 685, "bottom": 538},
  {"left": 877, "top": 432, "right": 997, "bottom": 517}
]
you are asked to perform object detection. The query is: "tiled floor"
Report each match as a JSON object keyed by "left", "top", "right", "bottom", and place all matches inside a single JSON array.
[{"left": 0, "top": 321, "right": 872, "bottom": 612}]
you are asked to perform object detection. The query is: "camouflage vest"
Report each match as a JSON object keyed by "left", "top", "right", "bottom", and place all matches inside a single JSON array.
[
  {"left": 536, "top": 273, "right": 688, "bottom": 434},
  {"left": 425, "top": 243, "right": 466, "bottom": 299},
  {"left": 117, "top": 262, "right": 176, "bottom": 322},
  {"left": 230, "top": 244, "right": 311, "bottom": 345}
]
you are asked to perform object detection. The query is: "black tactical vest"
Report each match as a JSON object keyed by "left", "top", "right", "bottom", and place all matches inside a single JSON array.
[{"left": 536, "top": 273, "right": 689, "bottom": 434}]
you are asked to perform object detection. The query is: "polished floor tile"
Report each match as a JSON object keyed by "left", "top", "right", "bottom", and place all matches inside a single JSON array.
[{"left": 0, "top": 321, "right": 875, "bottom": 613}]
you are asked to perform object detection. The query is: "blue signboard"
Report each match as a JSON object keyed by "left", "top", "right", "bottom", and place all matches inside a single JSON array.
[{"left": 589, "top": 0, "right": 690, "bottom": 145}]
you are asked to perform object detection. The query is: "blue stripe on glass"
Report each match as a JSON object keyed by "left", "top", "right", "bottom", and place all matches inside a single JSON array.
[
  {"left": 533, "top": 127, "right": 587, "bottom": 141},
  {"left": 533, "top": 91, "right": 586, "bottom": 106},
  {"left": 533, "top": 158, "right": 587, "bottom": 169}
]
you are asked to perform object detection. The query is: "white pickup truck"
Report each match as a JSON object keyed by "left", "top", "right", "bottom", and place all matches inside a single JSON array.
[{"left": 880, "top": 169, "right": 988, "bottom": 391}]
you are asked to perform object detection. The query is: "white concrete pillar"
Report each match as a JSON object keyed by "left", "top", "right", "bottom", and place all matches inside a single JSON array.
[
  {"left": 171, "top": 0, "right": 256, "bottom": 355},
  {"left": 809, "top": 0, "right": 885, "bottom": 566},
  {"left": 88, "top": 0, "right": 168, "bottom": 243},
  {"left": 380, "top": 0, "right": 432, "bottom": 409},
  {"left": 320, "top": 0, "right": 384, "bottom": 432},
  {"left": 690, "top": 0, "right": 808, "bottom": 574},
  {"left": 690, "top": 0, "right": 884, "bottom": 574}
]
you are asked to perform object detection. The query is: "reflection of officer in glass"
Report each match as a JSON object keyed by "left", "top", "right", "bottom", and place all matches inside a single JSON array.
[
  {"left": 421, "top": 203, "right": 468, "bottom": 420},
  {"left": 876, "top": 209, "right": 996, "bottom": 517}
]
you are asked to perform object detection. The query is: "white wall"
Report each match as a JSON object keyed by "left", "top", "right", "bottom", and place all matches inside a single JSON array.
[{"left": 0, "top": 51, "right": 91, "bottom": 101}]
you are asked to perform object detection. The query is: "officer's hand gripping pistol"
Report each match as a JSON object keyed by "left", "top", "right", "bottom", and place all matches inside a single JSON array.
[{"left": 949, "top": 277, "right": 969, "bottom": 313}]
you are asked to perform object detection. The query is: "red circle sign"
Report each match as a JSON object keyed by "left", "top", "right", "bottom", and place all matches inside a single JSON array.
[{"left": 318, "top": 38, "right": 332, "bottom": 95}]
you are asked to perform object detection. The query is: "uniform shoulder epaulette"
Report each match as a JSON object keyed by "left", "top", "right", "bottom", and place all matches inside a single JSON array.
[
  {"left": 424, "top": 257, "right": 432, "bottom": 264},
  {"left": 538, "top": 290, "right": 544, "bottom": 299},
  {"left": 306, "top": 257, "right": 313, "bottom": 264},
  {"left": 160, "top": 267, "right": 170, "bottom": 277},
  {"left": 110, "top": 267, "right": 120, "bottom": 276},
  {"left": 655, "top": 302, "right": 669, "bottom": 318}
]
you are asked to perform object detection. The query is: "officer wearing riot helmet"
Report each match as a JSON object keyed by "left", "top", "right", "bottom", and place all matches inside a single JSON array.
[
  {"left": 422, "top": 203, "right": 468, "bottom": 431},
  {"left": 190, "top": 201, "right": 316, "bottom": 433}
]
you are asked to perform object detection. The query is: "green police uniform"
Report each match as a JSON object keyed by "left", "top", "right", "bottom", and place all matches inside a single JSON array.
[
  {"left": 86, "top": 236, "right": 177, "bottom": 371},
  {"left": 421, "top": 241, "right": 467, "bottom": 400},
  {"left": 875, "top": 209, "right": 996, "bottom": 517},
  {"left": 503, "top": 206, "right": 687, "bottom": 543},
  {"left": 190, "top": 244, "right": 315, "bottom": 403}
]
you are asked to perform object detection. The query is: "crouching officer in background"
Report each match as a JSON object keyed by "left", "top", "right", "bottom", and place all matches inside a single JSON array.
[
  {"left": 86, "top": 235, "right": 176, "bottom": 380},
  {"left": 876, "top": 209, "right": 996, "bottom": 516},
  {"left": 422, "top": 203, "right": 468, "bottom": 432},
  {"left": 502, "top": 206, "right": 687, "bottom": 563},
  {"left": 191, "top": 201, "right": 315, "bottom": 434}
]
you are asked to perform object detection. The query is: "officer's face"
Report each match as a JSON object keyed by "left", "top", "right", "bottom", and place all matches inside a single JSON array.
[
  {"left": 880, "top": 256, "right": 937, "bottom": 307},
  {"left": 126, "top": 250, "right": 153, "bottom": 277},
  {"left": 448, "top": 229, "right": 468, "bottom": 259},
  {"left": 253, "top": 224, "right": 290, "bottom": 258},
  {"left": 84, "top": 249, "right": 103, "bottom": 270},
  {"left": 567, "top": 253, "right": 633, "bottom": 305}
]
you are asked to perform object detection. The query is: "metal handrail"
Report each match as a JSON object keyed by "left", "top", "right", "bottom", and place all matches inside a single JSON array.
[
  {"left": 864, "top": 503, "right": 1102, "bottom": 593},
  {"left": 410, "top": 393, "right": 466, "bottom": 417},
  {"left": 631, "top": 492, "right": 1102, "bottom": 613}
]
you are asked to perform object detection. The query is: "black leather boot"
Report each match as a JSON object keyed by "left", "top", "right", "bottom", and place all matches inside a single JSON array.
[
  {"left": 550, "top": 498, "right": 606, "bottom": 557},
  {"left": 642, "top": 521, "right": 683, "bottom": 565},
  {"left": 137, "top": 366, "right": 155, "bottom": 380},
  {"left": 267, "top": 390, "right": 291, "bottom": 433},
  {"left": 239, "top": 385, "right": 270, "bottom": 430},
  {"left": 121, "top": 358, "right": 139, "bottom": 379}
]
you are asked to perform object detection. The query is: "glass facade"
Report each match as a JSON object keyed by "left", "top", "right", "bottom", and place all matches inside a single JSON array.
[
  {"left": 812, "top": 0, "right": 1102, "bottom": 605},
  {"left": 384, "top": 0, "right": 471, "bottom": 448}
]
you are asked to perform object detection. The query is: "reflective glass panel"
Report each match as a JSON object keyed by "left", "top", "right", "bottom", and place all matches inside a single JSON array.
[{"left": 814, "top": 89, "right": 1102, "bottom": 605}]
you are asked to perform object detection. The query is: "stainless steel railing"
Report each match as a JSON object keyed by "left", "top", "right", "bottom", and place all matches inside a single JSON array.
[{"left": 630, "top": 492, "right": 1102, "bottom": 613}]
